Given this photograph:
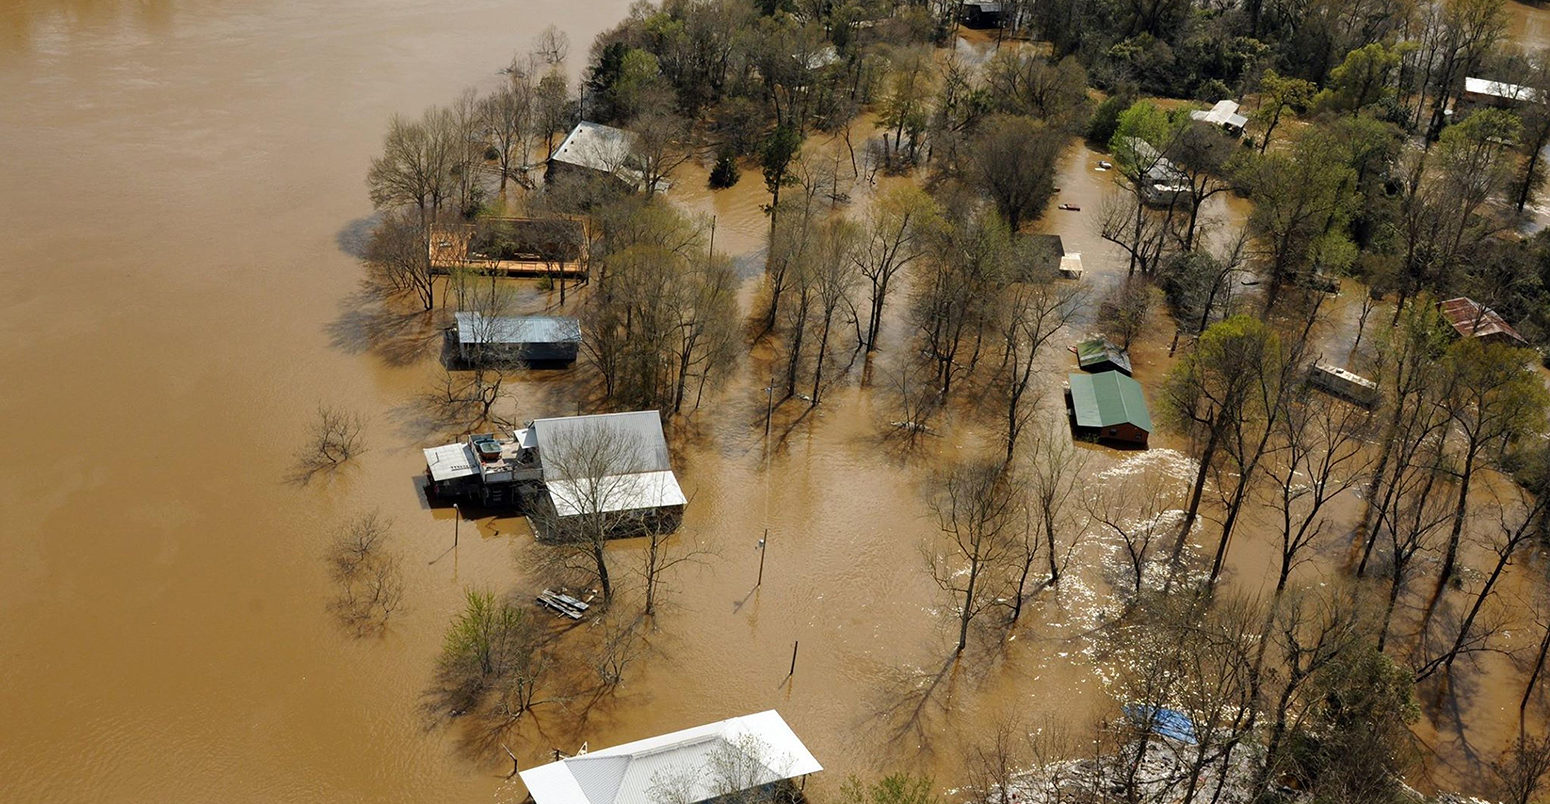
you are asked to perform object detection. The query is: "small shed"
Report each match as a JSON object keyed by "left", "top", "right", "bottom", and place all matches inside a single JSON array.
[
  {"left": 1309, "top": 363, "right": 1378, "bottom": 407},
  {"left": 1067, "top": 370, "right": 1152, "bottom": 447},
  {"left": 450, "top": 312, "right": 582, "bottom": 367},
  {"left": 1439, "top": 297, "right": 1526, "bottom": 346},
  {"left": 1075, "top": 338, "right": 1133, "bottom": 375},
  {"left": 1059, "top": 253, "right": 1084, "bottom": 279},
  {"left": 961, "top": 1, "right": 1004, "bottom": 27},
  {"left": 1189, "top": 100, "right": 1248, "bottom": 134}
]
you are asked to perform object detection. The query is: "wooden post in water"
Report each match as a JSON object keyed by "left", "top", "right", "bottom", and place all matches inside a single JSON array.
[
  {"left": 757, "top": 529, "right": 768, "bottom": 587},
  {"left": 788, "top": 640, "right": 799, "bottom": 678},
  {"left": 453, "top": 503, "right": 460, "bottom": 548}
]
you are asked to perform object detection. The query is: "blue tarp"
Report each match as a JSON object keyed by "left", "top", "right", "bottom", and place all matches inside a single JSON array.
[{"left": 1122, "top": 705, "right": 1198, "bottom": 745}]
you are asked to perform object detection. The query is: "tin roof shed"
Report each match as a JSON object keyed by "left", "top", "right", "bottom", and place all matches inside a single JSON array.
[
  {"left": 454, "top": 313, "right": 582, "bottom": 346},
  {"left": 1068, "top": 371, "right": 1152, "bottom": 432},
  {"left": 1075, "top": 338, "right": 1133, "bottom": 375}
]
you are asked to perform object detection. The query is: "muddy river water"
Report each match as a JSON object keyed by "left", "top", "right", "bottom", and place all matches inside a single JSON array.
[{"left": 0, "top": 1, "right": 1542, "bottom": 801}]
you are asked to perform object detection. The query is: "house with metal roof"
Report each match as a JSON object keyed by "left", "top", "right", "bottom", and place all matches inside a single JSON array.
[
  {"left": 1118, "top": 137, "right": 1192, "bottom": 206},
  {"left": 1439, "top": 297, "right": 1526, "bottom": 346},
  {"left": 423, "top": 411, "right": 686, "bottom": 531},
  {"left": 1066, "top": 370, "right": 1152, "bottom": 447},
  {"left": 1190, "top": 99, "right": 1248, "bottom": 134},
  {"left": 450, "top": 312, "right": 581, "bottom": 367},
  {"left": 546, "top": 121, "right": 644, "bottom": 190},
  {"left": 1462, "top": 77, "right": 1542, "bottom": 107},
  {"left": 519, "top": 710, "right": 821, "bottom": 804},
  {"left": 1074, "top": 337, "right": 1133, "bottom": 375}
]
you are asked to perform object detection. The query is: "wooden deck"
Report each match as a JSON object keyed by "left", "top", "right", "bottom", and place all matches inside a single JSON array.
[{"left": 429, "top": 221, "right": 588, "bottom": 279}]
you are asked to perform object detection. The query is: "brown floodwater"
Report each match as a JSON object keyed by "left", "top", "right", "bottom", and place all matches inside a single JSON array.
[{"left": 0, "top": 5, "right": 1535, "bottom": 801}]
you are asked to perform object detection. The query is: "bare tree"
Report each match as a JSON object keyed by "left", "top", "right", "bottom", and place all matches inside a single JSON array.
[
  {"left": 631, "top": 110, "right": 695, "bottom": 198},
  {"left": 857, "top": 185, "right": 938, "bottom": 352},
  {"left": 806, "top": 217, "right": 861, "bottom": 405},
  {"left": 927, "top": 459, "right": 1022, "bottom": 654},
  {"left": 294, "top": 405, "right": 366, "bottom": 481},
  {"left": 1495, "top": 733, "right": 1550, "bottom": 804},
  {"left": 363, "top": 210, "right": 434, "bottom": 311},
  {"left": 325, "top": 511, "right": 403, "bottom": 636},
  {"left": 480, "top": 79, "right": 534, "bottom": 195},
  {"left": 992, "top": 274, "right": 1083, "bottom": 462},
  {"left": 532, "top": 420, "right": 656, "bottom": 607},
  {"left": 1097, "top": 275, "right": 1158, "bottom": 351},
  {"left": 1265, "top": 392, "right": 1374, "bottom": 599},
  {"left": 1024, "top": 418, "right": 1089, "bottom": 591},
  {"left": 640, "top": 527, "right": 709, "bottom": 619},
  {"left": 1089, "top": 475, "right": 1185, "bottom": 600}
]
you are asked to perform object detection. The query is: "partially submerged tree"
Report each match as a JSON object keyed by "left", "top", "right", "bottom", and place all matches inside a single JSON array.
[
  {"left": 434, "top": 588, "right": 548, "bottom": 720},
  {"left": 325, "top": 511, "right": 404, "bottom": 636},
  {"left": 927, "top": 459, "right": 1023, "bottom": 654},
  {"left": 294, "top": 405, "right": 367, "bottom": 481}
]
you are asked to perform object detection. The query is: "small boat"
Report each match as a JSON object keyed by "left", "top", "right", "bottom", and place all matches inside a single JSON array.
[{"left": 1058, "top": 203, "right": 1081, "bottom": 211}]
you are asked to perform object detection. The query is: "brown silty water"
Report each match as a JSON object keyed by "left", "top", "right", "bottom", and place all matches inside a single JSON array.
[{"left": 0, "top": 4, "right": 1540, "bottom": 800}]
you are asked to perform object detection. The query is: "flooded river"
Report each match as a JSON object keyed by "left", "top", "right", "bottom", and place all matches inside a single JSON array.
[{"left": 0, "top": 2, "right": 1533, "bottom": 801}]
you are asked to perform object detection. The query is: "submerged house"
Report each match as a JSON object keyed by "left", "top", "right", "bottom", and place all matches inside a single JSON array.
[
  {"left": 1075, "top": 337, "right": 1133, "bottom": 376},
  {"left": 1439, "top": 296, "right": 1527, "bottom": 346},
  {"left": 449, "top": 312, "right": 582, "bottom": 368},
  {"left": 423, "top": 410, "right": 687, "bottom": 534},
  {"left": 519, "top": 710, "right": 822, "bottom": 804},
  {"left": 960, "top": 1, "right": 1003, "bottom": 27},
  {"left": 1067, "top": 370, "right": 1152, "bottom": 447},
  {"left": 1462, "top": 77, "right": 1542, "bottom": 108},
  {"left": 1309, "top": 363, "right": 1379, "bottom": 407},
  {"left": 1119, "top": 137, "right": 1192, "bottom": 206},
  {"left": 546, "top": 121, "right": 644, "bottom": 191},
  {"left": 1190, "top": 99, "right": 1248, "bottom": 135}
]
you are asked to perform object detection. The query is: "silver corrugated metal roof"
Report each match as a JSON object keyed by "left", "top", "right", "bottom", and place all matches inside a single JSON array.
[
  {"left": 549, "top": 121, "right": 638, "bottom": 173},
  {"left": 454, "top": 312, "right": 582, "bottom": 346},
  {"left": 547, "top": 471, "right": 687, "bottom": 517},
  {"left": 423, "top": 443, "right": 478, "bottom": 482},
  {"left": 531, "top": 411, "right": 673, "bottom": 479}
]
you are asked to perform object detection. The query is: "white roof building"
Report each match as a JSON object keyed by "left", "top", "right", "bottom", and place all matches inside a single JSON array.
[
  {"left": 1464, "top": 77, "right": 1542, "bottom": 104},
  {"left": 1190, "top": 99, "right": 1248, "bottom": 131},
  {"left": 520, "top": 710, "right": 822, "bottom": 804},
  {"left": 529, "top": 410, "right": 688, "bottom": 517},
  {"left": 550, "top": 121, "right": 638, "bottom": 174}
]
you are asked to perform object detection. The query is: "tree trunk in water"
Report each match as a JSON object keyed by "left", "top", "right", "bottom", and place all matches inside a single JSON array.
[
  {"left": 1171, "top": 421, "right": 1221, "bottom": 576},
  {"left": 1425, "top": 448, "right": 1477, "bottom": 624}
]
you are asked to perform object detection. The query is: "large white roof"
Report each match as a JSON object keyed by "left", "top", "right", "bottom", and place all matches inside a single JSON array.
[
  {"left": 519, "top": 710, "right": 821, "bottom": 804},
  {"left": 550, "top": 121, "right": 638, "bottom": 174},
  {"left": 1190, "top": 99, "right": 1247, "bottom": 129},
  {"left": 546, "top": 470, "right": 687, "bottom": 518},
  {"left": 1465, "top": 77, "right": 1541, "bottom": 103}
]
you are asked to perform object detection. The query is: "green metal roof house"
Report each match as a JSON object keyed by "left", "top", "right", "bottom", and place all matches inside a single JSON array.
[
  {"left": 1067, "top": 370, "right": 1152, "bottom": 447},
  {"left": 1075, "top": 338, "right": 1133, "bottom": 375}
]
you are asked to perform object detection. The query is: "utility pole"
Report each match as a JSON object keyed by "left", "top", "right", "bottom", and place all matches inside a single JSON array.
[
  {"left": 764, "top": 373, "right": 775, "bottom": 438},
  {"left": 453, "top": 502, "right": 460, "bottom": 548},
  {"left": 788, "top": 640, "right": 799, "bottom": 678},
  {"left": 757, "top": 529, "right": 768, "bottom": 587}
]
